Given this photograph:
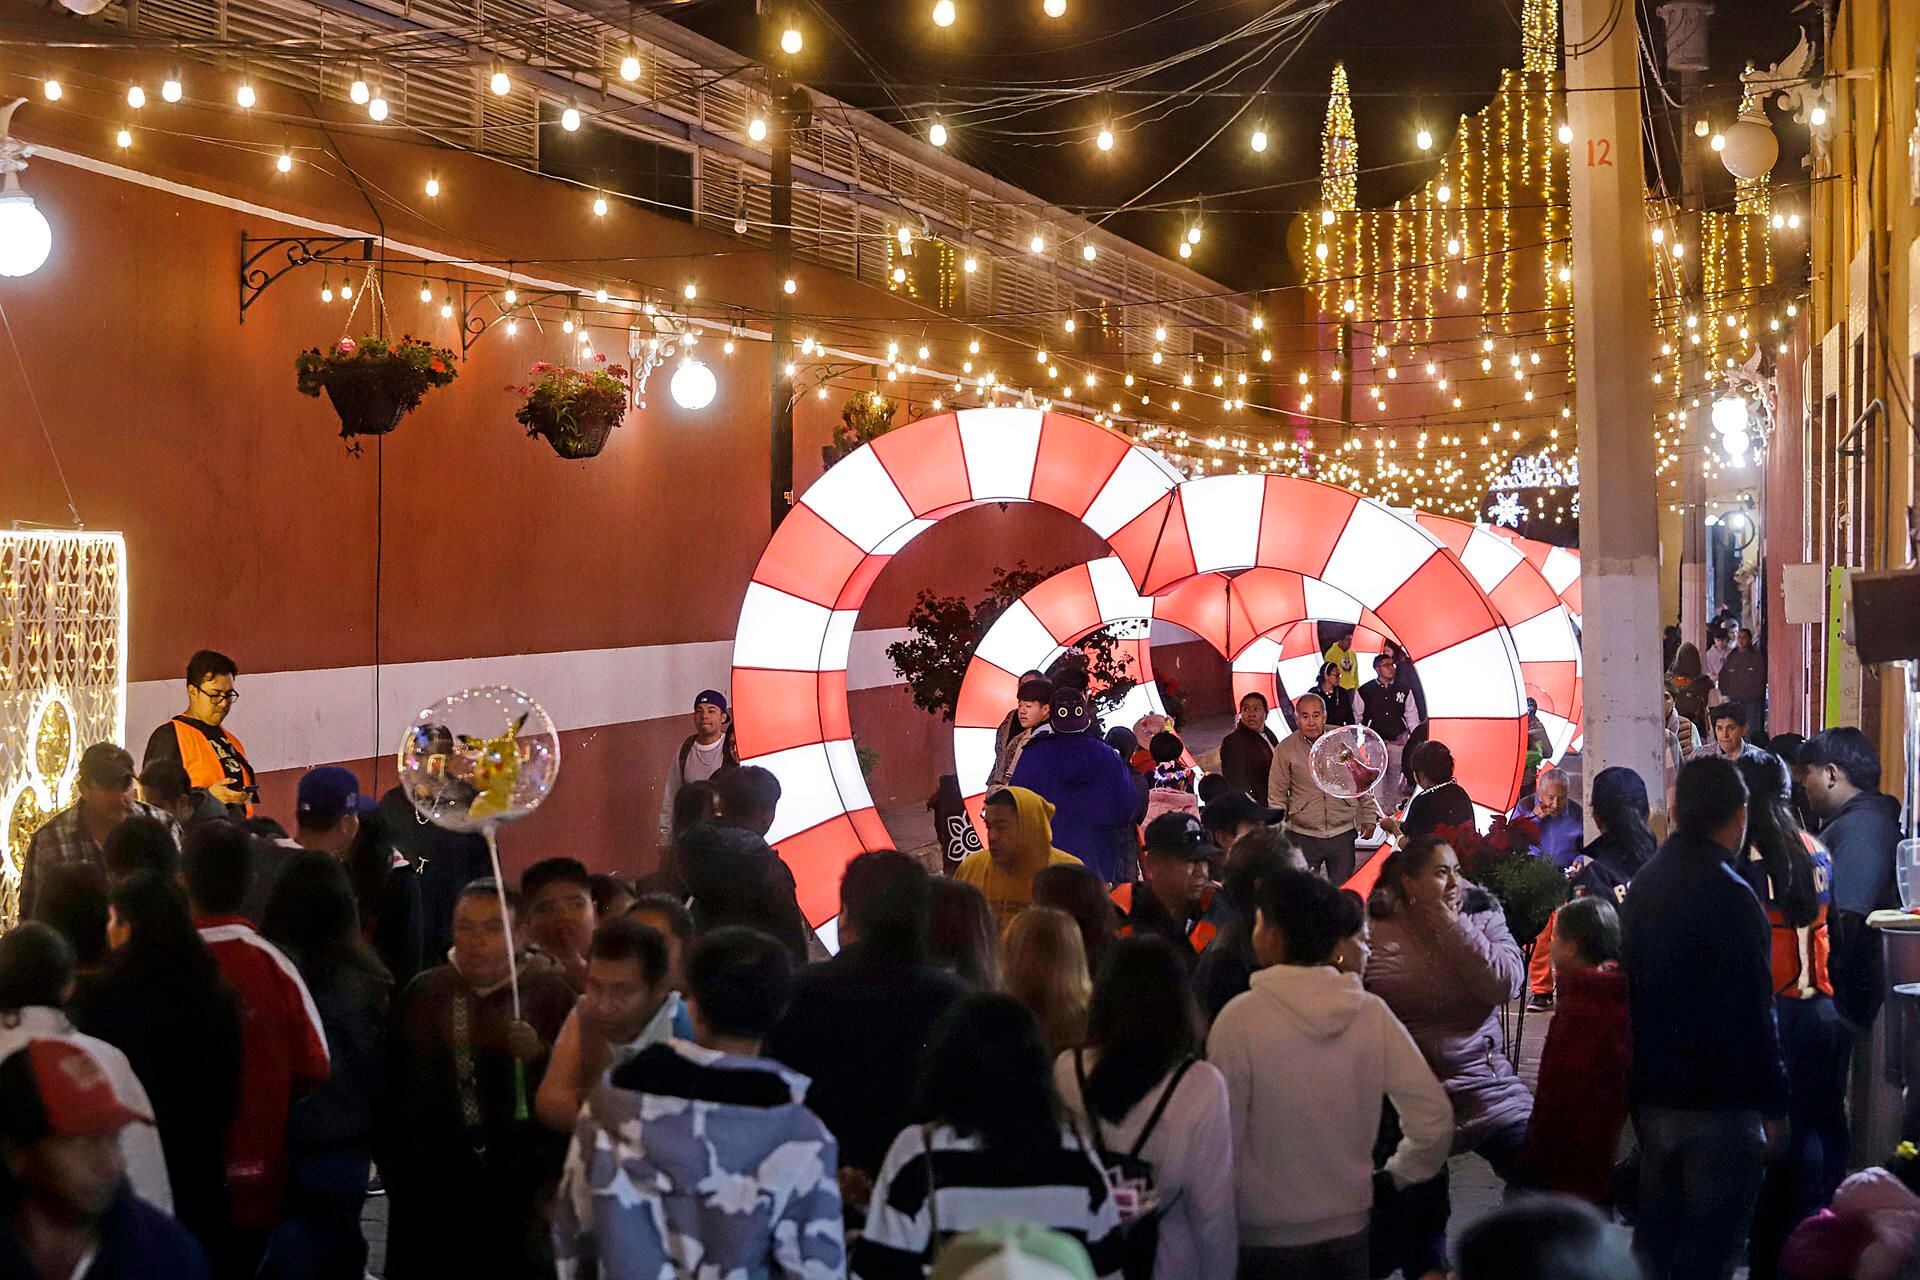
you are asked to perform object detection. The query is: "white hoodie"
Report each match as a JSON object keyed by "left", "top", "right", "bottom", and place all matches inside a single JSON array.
[{"left": 1206, "top": 963, "right": 1453, "bottom": 1248}]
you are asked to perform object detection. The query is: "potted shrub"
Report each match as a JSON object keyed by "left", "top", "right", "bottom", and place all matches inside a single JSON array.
[
  {"left": 512, "top": 355, "right": 630, "bottom": 459},
  {"left": 294, "top": 335, "right": 457, "bottom": 439}
]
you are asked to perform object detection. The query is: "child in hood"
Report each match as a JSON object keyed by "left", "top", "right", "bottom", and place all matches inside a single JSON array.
[
  {"left": 1145, "top": 731, "right": 1202, "bottom": 828},
  {"left": 1512, "top": 895, "right": 1631, "bottom": 1204}
]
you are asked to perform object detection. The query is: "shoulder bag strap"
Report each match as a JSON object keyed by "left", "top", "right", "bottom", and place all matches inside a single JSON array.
[
  {"left": 1127, "top": 1057, "right": 1198, "bottom": 1160},
  {"left": 1074, "top": 1048, "right": 1111, "bottom": 1155},
  {"left": 921, "top": 1124, "right": 940, "bottom": 1253}
]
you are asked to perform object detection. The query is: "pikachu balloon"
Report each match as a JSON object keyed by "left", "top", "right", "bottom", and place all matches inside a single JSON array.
[{"left": 397, "top": 686, "right": 560, "bottom": 833}]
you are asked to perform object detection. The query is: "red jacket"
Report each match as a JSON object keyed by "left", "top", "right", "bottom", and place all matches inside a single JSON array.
[
  {"left": 197, "top": 915, "right": 331, "bottom": 1230},
  {"left": 1513, "top": 962, "right": 1630, "bottom": 1203}
]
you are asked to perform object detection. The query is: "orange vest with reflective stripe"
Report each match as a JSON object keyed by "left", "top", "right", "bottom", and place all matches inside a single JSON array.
[
  {"left": 169, "top": 718, "right": 255, "bottom": 813},
  {"left": 1111, "top": 882, "right": 1217, "bottom": 953}
]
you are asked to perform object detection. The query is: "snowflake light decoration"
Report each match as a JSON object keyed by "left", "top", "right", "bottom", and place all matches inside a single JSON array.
[{"left": 1489, "top": 491, "right": 1526, "bottom": 528}]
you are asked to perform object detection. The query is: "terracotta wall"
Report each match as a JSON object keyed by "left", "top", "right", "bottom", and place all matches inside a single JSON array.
[{"left": 0, "top": 71, "right": 1116, "bottom": 877}]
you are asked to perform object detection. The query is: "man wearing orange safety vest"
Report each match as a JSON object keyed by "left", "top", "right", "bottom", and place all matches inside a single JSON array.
[
  {"left": 141, "top": 649, "right": 257, "bottom": 815},
  {"left": 1112, "top": 812, "right": 1231, "bottom": 966}
]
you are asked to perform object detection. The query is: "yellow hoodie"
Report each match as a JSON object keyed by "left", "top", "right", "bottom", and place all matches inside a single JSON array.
[{"left": 955, "top": 786, "right": 1081, "bottom": 926}]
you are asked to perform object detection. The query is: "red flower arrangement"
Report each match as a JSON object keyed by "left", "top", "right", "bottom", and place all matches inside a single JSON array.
[{"left": 1430, "top": 812, "right": 1565, "bottom": 944}]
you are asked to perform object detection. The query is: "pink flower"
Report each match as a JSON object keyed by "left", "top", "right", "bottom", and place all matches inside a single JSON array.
[
  {"left": 531, "top": 361, "right": 553, "bottom": 373},
  {"left": 594, "top": 352, "right": 607, "bottom": 363},
  {"left": 335, "top": 338, "right": 358, "bottom": 356}
]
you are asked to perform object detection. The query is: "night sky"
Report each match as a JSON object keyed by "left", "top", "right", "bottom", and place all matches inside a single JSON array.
[{"left": 673, "top": 0, "right": 1810, "bottom": 294}]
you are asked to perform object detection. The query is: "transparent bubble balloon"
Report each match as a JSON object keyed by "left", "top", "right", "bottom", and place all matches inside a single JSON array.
[
  {"left": 1310, "top": 724, "right": 1390, "bottom": 799},
  {"left": 397, "top": 686, "right": 560, "bottom": 832}
]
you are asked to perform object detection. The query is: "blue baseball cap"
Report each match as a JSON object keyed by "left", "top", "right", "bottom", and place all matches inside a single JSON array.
[
  {"left": 296, "top": 765, "right": 377, "bottom": 826},
  {"left": 694, "top": 689, "right": 730, "bottom": 712}
]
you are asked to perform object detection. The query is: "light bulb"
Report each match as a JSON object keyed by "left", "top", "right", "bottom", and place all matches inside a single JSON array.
[
  {"left": 619, "top": 52, "right": 642, "bottom": 81},
  {"left": 1435, "top": 183, "right": 1451, "bottom": 203},
  {"left": 593, "top": 194, "right": 609, "bottom": 217},
  {"left": 506, "top": 319, "right": 518, "bottom": 335},
  {"left": 1250, "top": 127, "right": 1267, "bottom": 152},
  {"left": 115, "top": 126, "right": 132, "bottom": 149},
  {"left": 237, "top": 81, "right": 257, "bottom": 109},
  {"left": 748, "top": 116, "right": 768, "bottom": 142},
  {"left": 320, "top": 281, "right": 334, "bottom": 303},
  {"left": 127, "top": 85, "right": 146, "bottom": 109},
  {"left": 162, "top": 70, "right": 183, "bottom": 102},
  {"left": 595, "top": 286, "right": 609, "bottom": 302},
  {"left": 419, "top": 283, "right": 433, "bottom": 302},
  {"left": 562, "top": 316, "right": 575, "bottom": 334},
  {"left": 1455, "top": 283, "right": 1468, "bottom": 299},
  {"left": 562, "top": 105, "right": 581, "bottom": 131},
  {"left": 723, "top": 339, "right": 736, "bottom": 354},
  {"left": 1809, "top": 103, "right": 1827, "bottom": 127},
  {"left": 1178, "top": 242, "right": 1191, "bottom": 259},
  {"left": 1096, "top": 127, "right": 1114, "bottom": 151},
  {"left": 0, "top": 177, "right": 52, "bottom": 278},
  {"left": 1556, "top": 122, "right": 1571, "bottom": 144},
  {"left": 683, "top": 282, "right": 697, "bottom": 299},
  {"left": 1709, "top": 132, "right": 1725, "bottom": 151},
  {"left": 1187, "top": 225, "right": 1202, "bottom": 245},
  {"left": 367, "top": 96, "right": 387, "bottom": 121},
  {"left": 1029, "top": 233, "right": 1045, "bottom": 254},
  {"left": 350, "top": 78, "right": 370, "bottom": 105},
  {"left": 780, "top": 27, "right": 803, "bottom": 55},
  {"left": 783, "top": 277, "right": 796, "bottom": 294},
  {"left": 891, "top": 266, "right": 906, "bottom": 283},
  {"left": 276, "top": 150, "right": 293, "bottom": 173},
  {"left": 490, "top": 67, "right": 511, "bottom": 95},
  {"left": 1787, "top": 212, "right": 1800, "bottom": 229},
  {"left": 962, "top": 255, "right": 977, "bottom": 273},
  {"left": 424, "top": 175, "right": 440, "bottom": 198},
  {"left": 1415, "top": 126, "right": 1432, "bottom": 150},
  {"left": 1558, "top": 265, "right": 1571, "bottom": 282},
  {"left": 340, "top": 282, "right": 352, "bottom": 299},
  {"left": 1043, "top": 0, "right": 1065, "bottom": 15},
  {"left": 933, "top": 0, "right": 956, "bottom": 25},
  {"left": 1446, "top": 237, "right": 1461, "bottom": 255},
  {"left": 1314, "top": 241, "right": 1329, "bottom": 261},
  {"left": 1082, "top": 243, "right": 1097, "bottom": 261},
  {"left": 42, "top": 79, "right": 62, "bottom": 102},
  {"left": 929, "top": 119, "right": 947, "bottom": 147},
  {"left": 1320, "top": 208, "right": 1335, "bottom": 227}
]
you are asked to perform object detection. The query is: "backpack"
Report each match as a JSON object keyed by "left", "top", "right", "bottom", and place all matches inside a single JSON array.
[
  {"left": 1143, "top": 786, "right": 1200, "bottom": 828},
  {"left": 1074, "top": 1051, "right": 1197, "bottom": 1280}
]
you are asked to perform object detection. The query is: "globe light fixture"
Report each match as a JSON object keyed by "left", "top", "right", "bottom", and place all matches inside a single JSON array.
[
  {"left": 932, "top": 0, "right": 956, "bottom": 24},
  {"left": 1711, "top": 395, "right": 1748, "bottom": 436},
  {"left": 671, "top": 359, "right": 718, "bottom": 410},
  {"left": 0, "top": 100, "right": 53, "bottom": 277},
  {"left": 1719, "top": 105, "right": 1780, "bottom": 181},
  {"left": 1043, "top": 0, "right": 1065, "bottom": 15}
]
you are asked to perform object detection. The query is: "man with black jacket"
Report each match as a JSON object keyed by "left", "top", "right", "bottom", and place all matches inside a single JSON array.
[
  {"left": 1800, "top": 728, "right": 1902, "bottom": 1030},
  {"left": 1623, "top": 757, "right": 1787, "bottom": 1280},
  {"left": 1357, "top": 652, "right": 1419, "bottom": 808}
]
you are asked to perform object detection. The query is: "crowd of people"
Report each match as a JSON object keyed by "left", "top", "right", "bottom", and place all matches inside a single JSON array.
[{"left": 0, "top": 637, "right": 1911, "bottom": 1280}]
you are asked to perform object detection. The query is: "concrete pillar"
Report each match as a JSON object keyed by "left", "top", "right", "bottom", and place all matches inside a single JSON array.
[{"left": 1566, "top": 0, "right": 1670, "bottom": 822}]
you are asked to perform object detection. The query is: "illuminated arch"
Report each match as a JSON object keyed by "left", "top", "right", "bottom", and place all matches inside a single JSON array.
[
  {"left": 1412, "top": 513, "right": 1583, "bottom": 761},
  {"left": 729, "top": 408, "right": 1183, "bottom": 928},
  {"left": 1485, "top": 525, "right": 1583, "bottom": 626}
]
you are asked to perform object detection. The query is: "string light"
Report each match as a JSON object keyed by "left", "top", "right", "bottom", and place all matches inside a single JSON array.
[
  {"left": 928, "top": 118, "right": 948, "bottom": 147},
  {"left": 424, "top": 174, "right": 440, "bottom": 198},
  {"left": 490, "top": 66, "right": 511, "bottom": 95},
  {"left": 236, "top": 79, "right": 257, "bottom": 109},
  {"left": 1082, "top": 243, "right": 1097, "bottom": 261},
  {"left": 619, "top": 47, "right": 642, "bottom": 81},
  {"left": 115, "top": 126, "right": 132, "bottom": 149},
  {"left": 126, "top": 85, "right": 146, "bottom": 110},
  {"left": 748, "top": 115, "right": 768, "bottom": 142},
  {"left": 41, "top": 78, "right": 61, "bottom": 101},
  {"left": 1250, "top": 126, "right": 1268, "bottom": 153},
  {"left": 161, "top": 68, "right": 183, "bottom": 102},
  {"left": 933, "top": 0, "right": 956, "bottom": 25},
  {"left": 419, "top": 282, "right": 433, "bottom": 303},
  {"left": 275, "top": 150, "right": 293, "bottom": 173},
  {"left": 367, "top": 93, "right": 387, "bottom": 121},
  {"left": 783, "top": 277, "right": 797, "bottom": 294},
  {"left": 1415, "top": 125, "right": 1433, "bottom": 151},
  {"left": 1095, "top": 125, "right": 1115, "bottom": 151},
  {"left": 592, "top": 194, "right": 609, "bottom": 217},
  {"left": 779, "top": 27, "right": 804, "bottom": 55},
  {"left": 1043, "top": 0, "right": 1066, "bottom": 16},
  {"left": 562, "top": 104, "right": 582, "bottom": 131}
]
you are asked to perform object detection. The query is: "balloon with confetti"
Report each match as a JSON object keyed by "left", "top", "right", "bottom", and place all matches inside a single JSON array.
[
  {"left": 396, "top": 686, "right": 560, "bottom": 833},
  {"left": 1309, "top": 724, "right": 1390, "bottom": 799}
]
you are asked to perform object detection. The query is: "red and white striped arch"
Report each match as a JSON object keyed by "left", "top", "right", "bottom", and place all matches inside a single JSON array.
[
  {"left": 729, "top": 408, "right": 1183, "bottom": 927},
  {"left": 1239, "top": 621, "right": 1390, "bottom": 737},
  {"left": 732, "top": 412, "right": 1531, "bottom": 930},
  {"left": 1413, "top": 514, "right": 1583, "bottom": 762},
  {"left": 1485, "top": 525, "right": 1583, "bottom": 627}
]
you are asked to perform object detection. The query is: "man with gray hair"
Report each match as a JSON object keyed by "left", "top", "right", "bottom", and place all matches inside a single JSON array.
[
  {"left": 1511, "top": 765, "right": 1586, "bottom": 1010},
  {"left": 1266, "top": 692, "right": 1380, "bottom": 884}
]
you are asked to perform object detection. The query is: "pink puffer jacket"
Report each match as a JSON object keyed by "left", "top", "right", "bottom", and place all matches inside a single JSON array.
[{"left": 1364, "top": 888, "right": 1533, "bottom": 1153}]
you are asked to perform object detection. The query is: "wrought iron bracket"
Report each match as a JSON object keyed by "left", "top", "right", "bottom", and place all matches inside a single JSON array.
[
  {"left": 239, "top": 234, "right": 374, "bottom": 323},
  {"left": 461, "top": 284, "right": 578, "bottom": 360}
]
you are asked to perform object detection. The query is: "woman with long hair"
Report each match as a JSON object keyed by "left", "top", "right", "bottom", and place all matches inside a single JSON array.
[
  {"left": 1570, "top": 767, "right": 1658, "bottom": 907},
  {"left": 1056, "top": 937, "right": 1235, "bottom": 1278},
  {"left": 927, "top": 876, "right": 999, "bottom": 989},
  {"left": 1001, "top": 907, "right": 1092, "bottom": 1054},
  {"left": 1666, "top": 642, "right": 1713, "bottom": 731},
  {"left": 1364, "top": 836, "right": 1531, "bottom": 1279},
  {"left": 263, "top": 851, "right": 394, "bottom": 1280},
  {"left": 1313, "top": 661, "right": 1357, "bottom": 727},
  {"left": 1734, "top": 752, "right": 1846, "bottom": 1280},
  {"left": 853, "top": 994, "right": 1122, "bottom": 1278},
  {"left": 1032, "top": 862, "right": 1119, "bottom": 979},
  {"left": 70, "top": 872, "right": 242, "bottom": 1263}
]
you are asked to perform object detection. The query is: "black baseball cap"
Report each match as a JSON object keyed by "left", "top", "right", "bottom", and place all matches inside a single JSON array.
[
  {"left": 1144, "top": 812, "right": 1218, "bottom": 862},
  {"left": 77, "top": 744, "right": 135, "bottom": 788}
]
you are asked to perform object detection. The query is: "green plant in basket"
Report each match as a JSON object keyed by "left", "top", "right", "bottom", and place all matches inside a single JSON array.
[
  {"left": 294, "top": 335, "right": 458, "bottom": 439},
  {"left": 512, "top": 355, "right": 630, "bottom": 459}
]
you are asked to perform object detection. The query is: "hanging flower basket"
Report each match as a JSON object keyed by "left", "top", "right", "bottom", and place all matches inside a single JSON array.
[
  {"left": 512, "top": 356, "right": 630, "bottom": 459},
  {"left": 294, "top": 336, "right": 458, "bottom": 439},
  {"left": 822, "top": 390, "right": 897, "bottom": 467}
]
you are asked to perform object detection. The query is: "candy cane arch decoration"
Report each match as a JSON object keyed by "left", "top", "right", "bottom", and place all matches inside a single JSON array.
[
  {"left": 1413, "top": 514, "right": 1583, "bottom": 762},
  {"left": 730, "top": 409, "right": 1183, "bottom": 930}
]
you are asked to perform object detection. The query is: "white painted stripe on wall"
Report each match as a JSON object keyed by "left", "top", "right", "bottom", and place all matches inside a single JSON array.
[{"left": 126, "top": 629, "right": 914, "bottom": 775}]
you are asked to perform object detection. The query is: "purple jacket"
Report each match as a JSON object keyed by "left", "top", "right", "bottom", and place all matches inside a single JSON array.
[
  {"left": 1010, "top": 730, "right": 1141, "bottom": 883},
  {"left": 1364, "top": 889, "right": 1533, "bottom": 1153}
]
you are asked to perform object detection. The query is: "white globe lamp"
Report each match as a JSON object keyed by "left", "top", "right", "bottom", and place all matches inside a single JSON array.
[
  {"left": 0, "top": 100, "right": 50, "bottom": 278},
  {"left": 1720, "top": 107, "right": 1779, "bottom": 181},
  {"left": 1710, "top": 395, "right": 1748, "bottom": 436},
  {"left": 670, "top": 359, "right": 717, "bottom": 411}
]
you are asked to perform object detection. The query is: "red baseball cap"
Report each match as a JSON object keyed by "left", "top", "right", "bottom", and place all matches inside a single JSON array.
[{"left": 22, "top": 1041, "right": 150, "bottom": 1138}]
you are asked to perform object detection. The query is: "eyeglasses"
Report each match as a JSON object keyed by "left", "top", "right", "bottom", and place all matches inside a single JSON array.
[{"left": 196, "top": 685, "right": 241, "bottom": 705}]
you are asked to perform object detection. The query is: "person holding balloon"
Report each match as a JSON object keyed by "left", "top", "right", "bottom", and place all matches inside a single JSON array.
[{"left": 1265, "top": 693, "right": 1381, "bottom": 884}]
